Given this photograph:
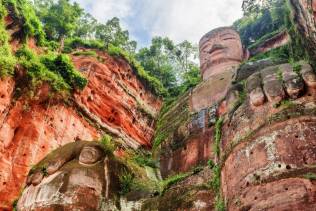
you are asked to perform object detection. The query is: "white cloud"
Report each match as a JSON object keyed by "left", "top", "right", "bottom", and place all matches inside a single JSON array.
[
  {"left": 73, "top": 0, "right": 244, "bottom": 45},
  {"left": 139, "top": 0, "right": 243, "bottom": 44},
  {"left": 72, "top": 0, "right": 134, "bottom": 28}
]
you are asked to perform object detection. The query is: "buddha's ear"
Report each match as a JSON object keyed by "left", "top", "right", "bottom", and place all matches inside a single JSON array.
[{"left": 243, "top": 47, "right": 250, "bottom": 61}]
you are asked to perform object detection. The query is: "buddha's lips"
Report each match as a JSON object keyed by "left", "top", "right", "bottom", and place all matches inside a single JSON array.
[{"left": 208, "top": 45, "right": 226, "bottom": 56}]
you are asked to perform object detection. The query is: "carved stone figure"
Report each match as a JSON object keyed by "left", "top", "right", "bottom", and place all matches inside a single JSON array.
[
  {"left": 17, "top": 141, "right": 124, "bottom": 211},
  {"left": 222, "top": 61, "right": 316, "bottom": 210},
  {"left": 191, "top": 27, "right": 247, "bottom": 112},
  {"left": 199, "top": 27, "right": 246, "bottom": 81}
]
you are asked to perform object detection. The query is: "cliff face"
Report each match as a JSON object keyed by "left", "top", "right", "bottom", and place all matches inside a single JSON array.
[
  {"left": 291, "top": 0, "right": 316, "bottom": 62},
  {"left": 10, "top": 0, "right": 316, "bottom": 210},
  {"left": 0, "top": 47, "right": 161, "bottom": 209},
  {"left": 72, "top": 51, "right": 162, "bottom": 149}
]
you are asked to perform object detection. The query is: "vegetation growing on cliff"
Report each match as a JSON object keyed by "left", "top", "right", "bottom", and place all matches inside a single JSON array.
[
  {"left": 211, "top": 117, "right": 226, "bottom": 211},
  {"left": 235, "top": 0, "right": 309, "bottom": 63},
  {"left": 152, "top": 92, "right": 191, "bottom": 149},
  {"left": 108, "top": 44, "right": 167, "bottom": 96},
  {"left": 0, "top": 2, "right": 16, "bottom": 76},
  {"left": 16, "top": 46, "right": 87, "bottom": 92},
  {"left": 4, "top": 0, "right": 46, "bottom": 45},
  {"left": 0, "top": 0, "right": 88, "bottom": 95}
]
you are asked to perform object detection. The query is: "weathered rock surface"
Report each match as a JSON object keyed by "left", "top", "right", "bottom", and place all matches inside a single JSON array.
[
  {"left": 291, "top": 0, "right": 316, "bottom": 62},
  {"left": 9, "top": 0, "right": 316, "bottom": 210},
  {"left": 0, "top": 50, "right": 162, "bottom": 209},
  {"left": 72, "top": 52, "right": 162, "bottom": 149},
  {"left": 0, "top": 96, "right": 99, "bottom": 209},
  {"left": 142, "top": 167, "right": 215, "bottom": 211},
  {"left": 249, "top": 30, "right": 290, "bottom": 56},
  {"left": 156, "top": 92, "right": 215, "bottom": 178},
  {"left": 221, "top": 61, "right": 316, "bottom": 210}
]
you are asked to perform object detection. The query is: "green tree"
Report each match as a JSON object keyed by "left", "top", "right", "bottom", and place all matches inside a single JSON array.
[
  {"left": 95, "top": 17, "right": 137, "bottom": 53},
  {"left": 242, "top": 0, "right": 279, "bottom": 15},
  {"left": 137, "top": 37, "right": 200, "bottom": 96},
  {"left": 136, "top": 37, "right": 177, "bottom": 93},
  {"left": 172, "top": 40, "right": 198, "bottom": 81},
  {"left": 35, "top": 0, "right": 83, "bottom": 41},
  {"left": 74, "top": 13, "right": 98, "bottom": 39}
]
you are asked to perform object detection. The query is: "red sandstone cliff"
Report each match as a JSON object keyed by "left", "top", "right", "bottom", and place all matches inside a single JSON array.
[{"left": 0, "top": 48, "right": 162, "bottom": 209}]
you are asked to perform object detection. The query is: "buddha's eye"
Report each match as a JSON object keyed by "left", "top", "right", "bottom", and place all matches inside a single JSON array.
[{"left": 223, "top": 37, "right": 236, "bottom": 41}]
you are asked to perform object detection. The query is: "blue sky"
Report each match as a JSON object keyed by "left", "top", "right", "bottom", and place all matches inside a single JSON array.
[{"left": 72, "top": 0, "right": 244, "bottom": 47}]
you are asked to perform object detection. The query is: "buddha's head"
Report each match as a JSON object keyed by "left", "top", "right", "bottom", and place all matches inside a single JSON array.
[{"left": 199, "top": 27, "right": 246, "bottom": 80}]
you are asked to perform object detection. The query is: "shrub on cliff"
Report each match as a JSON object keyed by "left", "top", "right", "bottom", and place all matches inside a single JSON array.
[
  {"left": 16, "top": 46, "right": 87, "bottom": 92},
  {"left": 63, "top": 37, "right": 105, "bottom": 53},
  {"left": 108, "top": 44, "right": 167, "bottom": 97},
  {"left": 234, "top": 0, "right": 287, "bottom": 48},
  {"left": 0, "top": 2, "right": 16, "bottom": 77},
  {"left": 4, "top": 0, "right": 46, "bottom": 45}
]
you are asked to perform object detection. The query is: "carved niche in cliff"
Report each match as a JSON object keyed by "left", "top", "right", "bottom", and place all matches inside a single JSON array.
[{"left": 17, "top": 141, "right": 126, "bottom": 211}]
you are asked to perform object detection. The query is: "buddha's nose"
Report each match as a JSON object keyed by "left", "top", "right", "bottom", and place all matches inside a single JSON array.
[{"left": 208, "top": 44, "right": 226, "bottom": 54}]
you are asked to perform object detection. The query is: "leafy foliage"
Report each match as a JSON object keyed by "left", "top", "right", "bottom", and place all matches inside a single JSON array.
[
  {"left": 30, "top": 0, "right": 200, "bottom": 98},
  {"left": 41, "top": 54, "right": 87, "bottom": 90},
  {"left": 133, "top": 154, "right": 157, "bottom": 168},
  {"left": 63, "top": 37, "right": 105, "bottom": 53},
  {"left": 95, "top": 17, "right": 137, "bottom": 53},
  {"left": 0, "top": 2, "right": 16, "bottom": 77},
  {"left": 4, "top": 0, "right": 46, "bottom": 45},
  {"left": 108, "top": 44, "right": 167, "bottom": 97},
  {"left": 161, "top": 172, "right": 190, "bottom": 191},
  {"left": 16, "top": 46, "right": 87, "bottom": 92},
  {"left": 119, "top": 171, "right": 134, "bottom": 195},
  {"left": 34, "top": 0, "right": 83, "bottom": 41},
  {"left": 215, "top": 195, "right": 226, "bottom": 211},
  {"left": 234, "top": 0, "right": 287, "bottom": 47},
  {"left": 1, "top": 0, "right": 200, "bottom": 99},
  {"left": 16, "top": 46, "right": 69, "bottom": 91},
  {"left": 136, "top": 37, "right": 200, "bottom": 97},
  {"left": 238, "top": 0, "right": 309, "bottom": 65},
  {"left": 213, "top": 117, "right": 224, "bottom": 158},
  {"left": 100, "top": 134, "right": 115, "bottom": 155}
]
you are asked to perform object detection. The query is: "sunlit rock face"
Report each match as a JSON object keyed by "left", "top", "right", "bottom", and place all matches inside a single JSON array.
[
  {"left": 72, "top": 51, "right": 162, "bottom": 149},
  {"left": 17, "top": 142, "right": 124, "bottom": 211},
  {"left": 221, "top": 61, "right": 316, "bottom": 210},
  {"left": 0, "top": 51, "right": 162, "bottom": 209},
  {"left": 0, "top": 92, "right": 99, "bottom": 210}
]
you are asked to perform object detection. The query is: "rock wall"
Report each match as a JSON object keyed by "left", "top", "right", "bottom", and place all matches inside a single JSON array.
[
  {"left": 291, "top": 0, "right": 316, "bottom": 62},
  {"left": 221, "top": 61, "right": 316, "bottom": 210},
  {"left": 10, "top": 0, "right": 316, "bottom": 210},
  {"left": 72, "top": 51, "right": 162, "bottom": 149},
  {"left": 249, "top": 30, "right": 291, "bottom": 56},
  {"left": 0, "top": 49, "right": 162, "bottom": 209}
]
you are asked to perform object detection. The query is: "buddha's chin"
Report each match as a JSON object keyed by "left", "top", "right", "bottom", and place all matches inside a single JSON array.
[{"left": 209, "top": 58, "right": 241, "bottom": 69}]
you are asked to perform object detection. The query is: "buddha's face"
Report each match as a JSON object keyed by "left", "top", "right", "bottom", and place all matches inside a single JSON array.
[
  {"left": 79, "top": 146, "right": 103, "bottom": 165},
  {"left": 200, "top": 28, "right": 244, "bottom": 80}
]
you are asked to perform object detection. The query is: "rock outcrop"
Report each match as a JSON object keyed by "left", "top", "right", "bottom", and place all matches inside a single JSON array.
[
  {"left": 249, "top": 30, "right": 291, "bottom": 56},
  {"left": 291, "top": 0, "right": 316, "bottom": 62},
  {"left": 0, "top": 41, "right": 162, "bottom": 210},
  {"left": 72, "top": 51, "right": 162, "bottom": 149}
]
